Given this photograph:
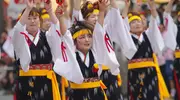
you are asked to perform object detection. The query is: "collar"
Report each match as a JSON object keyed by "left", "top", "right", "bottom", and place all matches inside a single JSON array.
[
  {"left": 131, "top": 33, "right": 144, "bottom": 43},
  {"left": 76, "top": 50, "right": 90, "bottom": 67},
  {"left": 28, "top": 30, "right": 40, "bottom": 46}
]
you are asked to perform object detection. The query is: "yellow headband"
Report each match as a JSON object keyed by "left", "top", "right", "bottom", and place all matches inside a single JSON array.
[
  {"left": 178, "top": 11, "right": 180, "bottom": 16},
  {"left": 41, "top": 14, "right": 50, "bottom": 19},
  {"left": 86, "top": 9, "right": 99, "bottom": 18},
  {"left": 17, "top": 14, "right": 22, "bottom": 21},
  {"left": 128, "top": 15, "right": 142, "bottom": 23},
  {"left": 73, "top": 29, "right": 92, "bottom": 39}
]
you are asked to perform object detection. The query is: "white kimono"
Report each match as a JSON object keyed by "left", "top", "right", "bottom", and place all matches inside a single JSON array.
[
  {"left": 61, "top": 21, "right": 120, "bottom": 77},
  {"left": 104, "top": 8, "right": 137, "bottom": 59},
  {"left": 3, "top": 29, "right": 15, "bottom": 58},
  {"left": 130, "top": 16, "right": 165, "bottom": 55},
  {"left": 12, "top": 21, "right": 84, "bottom": 84},
  {"left": 46, "top": 22, "right": 84, "bottom": 84},
  {"left": 71, "top": 8, "right": 137, "bottom": 74},
  {"left": 162, "top": 12, "right": 177, "bottom": 51},
  {"left": 12, "top": 22, "right": 32, "bottom": 72}
]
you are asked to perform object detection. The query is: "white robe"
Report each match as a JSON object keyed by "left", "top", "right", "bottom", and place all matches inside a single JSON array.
[
  {"left": 162, "top": 12, "right": 177, "bottom": 51},
  {"left": 12, "top": 21, "right": 84, "bottom": 84},
  {"left": 46, "top": 22, "right": 84, "bottom": 84},
  {"left": 104, "top": 8, "right": 137, "bottom": 59}
]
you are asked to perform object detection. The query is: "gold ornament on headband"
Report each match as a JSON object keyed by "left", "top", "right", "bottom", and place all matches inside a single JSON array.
[
  {"left": 128, "top": 13, "right": 132, "bottom": 17},
  {"left": 87, "top": 3, "right": 93, "bottom": 9},
  {"left": 41, "top": 14, "right": 50, "bottom": 19},
  {"left": 41, "top": 9, "right": 47, "bottom": 14},
  {"left": 73, "top": 29, "right": 92, "bottom": 39},
  {"left": 178, "top": 11, "right": 180, "bottom": 16}
]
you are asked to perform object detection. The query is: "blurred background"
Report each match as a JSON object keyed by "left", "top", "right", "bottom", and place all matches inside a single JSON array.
[{"left": 0, "top": 0, "right": 179, "bottom": 100}]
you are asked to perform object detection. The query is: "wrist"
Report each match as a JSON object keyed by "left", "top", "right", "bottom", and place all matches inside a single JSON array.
[
  {"left": 56, "top": 11, "right": 65, "bottom": 18},
  {"left": 47, "top": 8, "right": 53, "bottom": 13},
  {"left": 57, "top": 14, "right": 65, "bottom": 19},
  {"left": 26, "top": 7, "right": 32, "bottom": 11},
  {"left": 150, "top": 6, "right": 156, "bottom": 11},
  {"left": 99, "top": 10, "right": 105, "bottom": 13}
]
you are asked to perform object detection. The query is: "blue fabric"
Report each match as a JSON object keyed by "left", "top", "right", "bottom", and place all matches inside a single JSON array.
[{"left": 165, "top": 60, "right": 174, "bottom": 80}]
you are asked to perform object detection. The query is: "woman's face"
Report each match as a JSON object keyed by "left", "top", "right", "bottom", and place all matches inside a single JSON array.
[
  {"left": 140, "top": 15, "right": 147, "bottom": 29},
  {"left": 86, "top": 13, "right": 99, "bottom": 26},
  {"left": 26, "top": 15, "right": 40, "bottom": 33},
  {"left": 130, "top": 19, "right": 144, "bottom": 36},
  {"left": 76, "top": 33, "right": 93, "bottom": 54}
]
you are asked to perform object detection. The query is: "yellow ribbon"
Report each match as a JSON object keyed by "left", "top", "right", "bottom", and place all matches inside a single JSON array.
[
  {"left": 117, "top": 74, "right": 122, "bottom": 86},
  {"left": 41, "top": 14, "right": 50, "bottom": 19},
  {"left": 94, "top": 64, "right": 109, "bottom": 70},
  {"left": 70, "top": 80, "right": 107, "bottom": 100},
  {"left": 175, "top": 51, "right": 180, "bottom": 58},
  {"left": 178, "top": 11, "right": 180, "bottom": 16},
  {"left": 153, "top": 54, "right": 170, "bottom": 100},
  {"left": 61, "top": 77, "right": 69, "bottom": 100},
  {"left": 94, "top": 64, "right": 122, "bottom": 86},
  {"left": 128, "top": 54, "right": 170, "bottom": 100},
  {"left": 19, "top": 70, "right": 61, "bottom": 100}
]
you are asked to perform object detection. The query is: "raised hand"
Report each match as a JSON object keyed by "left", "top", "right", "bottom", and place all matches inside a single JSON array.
[
  {"left": 125, "top": 0, "right": 130, "bottom": 8},
  {"left": 147, "top": 0, "right": 157, "bottom": 18},
  {"left": 55, "top": 4, "right": 67, "bottom": 35},
  {"left": 122, "top": 0, "right": 130, "bottom": 18},
  {"left": 44, "top": 0, "right": 52, "bottom": 13},
  {"left": 165, "top": 0, "right": 175, "bottom": 13},
  {"left": 147, "top": 0, "right": 156, "bottom": 10},
  {"left": 62, "top": 1, "right": 68, "bottom": 13},
  {"left": 55, "top": 5, "right": 65, "bottom": 18},
  {"left": 110, "top": 0, "right": 118, "bottom": 9},
  {"left": 26, "top": 0, "right": 34, "bottom": 10},
  {"left": 98, "top": 0, "right": 109, "bottom": 12}
]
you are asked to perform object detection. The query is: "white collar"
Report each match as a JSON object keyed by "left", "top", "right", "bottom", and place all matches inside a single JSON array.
[
  {"left": 131, "top": 33, "right": 144, "bottom": 43},
  {"left": 76, "top": 50, "right": 90, "bottom": 67},
  {"left": 28, "top": 30, "right": 40, "bottom": 46}
]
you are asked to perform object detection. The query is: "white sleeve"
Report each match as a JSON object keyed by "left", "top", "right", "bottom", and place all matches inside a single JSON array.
[
  {"left": 46, "top": 22, "right": 62, "bottom": 62},
  {"left": 105, "top": 8, "right": 137, "bottom": 59},
  {"left": 146, "top": 16, "right": 165, "bottom": 55},
  {"left": 72, "top": 9, "right": 84, "bottom": 24},
  {"left": 12, "top": 21, "right": 31, "bottom": 72},
  {"left": 162, "top": 12, "right": 177, "bottom": 51},
  {"left": 3, "top": 36, "right": 14, "bottom": 58},
  {"left": 3, "top": 29, "right": 15, "bottom": 58},
  {"left": 92, "top": 22, "right": 120, "bottom": 75},
  {"left": 64, "top": 18, "right": 72, "bottom": 29},
  {"left": 53, "top": 30, "right": 84, "bottom": 84},
  {"left": 123, "top": 17, "right": 130, "bottom": 32}
]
